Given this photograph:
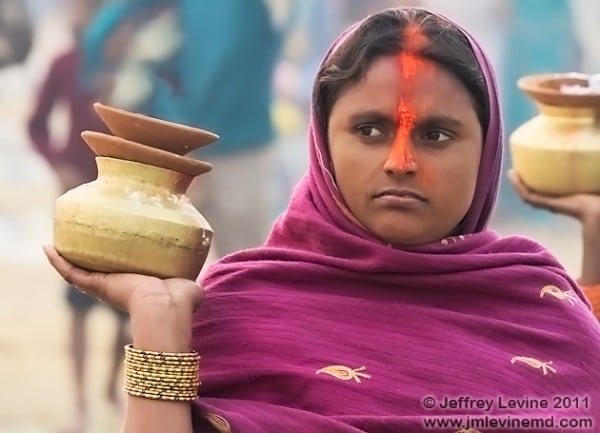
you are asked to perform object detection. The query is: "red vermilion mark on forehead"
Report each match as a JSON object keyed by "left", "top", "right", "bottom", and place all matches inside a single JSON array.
[
  {"left": 387, "top": 24, "right": 430, "bottom": 173},
  {"left": 403, "top": 23, "right": 429, "bottom": 52},
  {"left": 390, "top": 94, "right": 416, "bottom": 169},
  {"left": 397, "top": 24, "right": 428, "bottom": 79}
]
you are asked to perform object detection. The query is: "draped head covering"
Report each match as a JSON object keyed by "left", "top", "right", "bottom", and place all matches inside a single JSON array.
[{"left": 191, "top": 8, "right": 600, "bottom": 433}]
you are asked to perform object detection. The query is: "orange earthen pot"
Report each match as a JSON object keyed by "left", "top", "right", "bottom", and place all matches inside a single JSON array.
[{"left": 53, "top": 103, "right": 218, "bottom": 279}]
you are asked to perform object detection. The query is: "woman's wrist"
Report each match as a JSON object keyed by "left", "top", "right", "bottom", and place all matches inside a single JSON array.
[
  {"left": 582, "top": 211, "right": 600, "bottom": 236},
  {"left": 580, "top": 214, "right": 600, "bottom": 286},
  {"left": 130, "top": 305, "right": 194, "bottom": 353}
]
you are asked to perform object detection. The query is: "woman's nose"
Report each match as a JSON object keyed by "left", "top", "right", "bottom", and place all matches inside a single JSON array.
[{"left": 384, "top": 135, "right": 418, "bottom": 175}]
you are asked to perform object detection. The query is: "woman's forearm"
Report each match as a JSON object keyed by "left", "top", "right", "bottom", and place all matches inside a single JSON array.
[
  {"left": 42, "top": 246, "right": 203, "bottom": 433},
  {"left": 121, "top": 306, "right": 195, "bottom": 433},
  {"left": 581, "top": 216, "right": 600, "bottom": 286},
  {"left": 123, "top": 398, "right": 193, "bottom": 433}
]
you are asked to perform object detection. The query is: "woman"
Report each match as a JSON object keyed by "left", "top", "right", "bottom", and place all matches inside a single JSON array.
[
  {"left": 0, "top": 0, "right": 32, "bottom": 68},
  {"left": 44, "top": 8, "right": 600, "bottom": 433}
]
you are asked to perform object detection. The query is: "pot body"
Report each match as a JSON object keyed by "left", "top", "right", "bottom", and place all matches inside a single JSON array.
[
  {"left": 510, "top": 105, "right": 600, "bottom": 195},
  {"left": 54, "top": 157, "right": 212, "bottom": 279}
]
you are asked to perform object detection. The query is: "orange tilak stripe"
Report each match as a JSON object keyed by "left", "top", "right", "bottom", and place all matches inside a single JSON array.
[
  {"left": 388, "top": 52, "right": 421, "bottom": 169},
  {"left": 389, "top": 96, "right": 416, "bottom": 168},
  {"left": 387, "top": 24, "right": 430, "bottom": 171}
]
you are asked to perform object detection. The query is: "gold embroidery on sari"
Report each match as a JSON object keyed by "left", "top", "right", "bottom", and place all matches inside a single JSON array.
[
  {"left": 511, "top": 356, "right": 557, "bottom": 375},
  {"left": 316, "top": 365, "right": 371, "bottom": 383},
  {"left": 539, "top": 285, "right": 578, "bottom": 306},
  {"left": 205, "top": 413, "right": 231, "bottom": 433}
]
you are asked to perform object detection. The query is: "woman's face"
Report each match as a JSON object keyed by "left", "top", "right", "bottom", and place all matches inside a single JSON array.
[{"left": 327, "top": 55, "right": 483, "bottom": 246}]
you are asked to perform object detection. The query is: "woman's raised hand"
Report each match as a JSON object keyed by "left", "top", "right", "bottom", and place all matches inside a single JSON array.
[
  {"left": 508, "top": 169, "right": 600, "bottom": 226},
  {"left": 43, "top": 245, "right": 203, "bottom": 351}
]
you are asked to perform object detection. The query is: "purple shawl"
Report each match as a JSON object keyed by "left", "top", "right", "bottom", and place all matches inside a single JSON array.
[{"left": 191, "top": 10, "right": 600, "bottom": 433}]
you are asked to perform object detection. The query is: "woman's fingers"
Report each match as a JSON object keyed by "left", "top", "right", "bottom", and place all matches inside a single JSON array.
[
  {"left": 507, "top": 170, "right": 580, "bottom": 218},
  {"left": 43, "top": 245, "right": 203, "bottom": 313},
  {"left": 43, "top": 245, "right": 135, "bottom": 310},
  {"left": 43, "top": 244, "right": 89, "bottom": 288}
]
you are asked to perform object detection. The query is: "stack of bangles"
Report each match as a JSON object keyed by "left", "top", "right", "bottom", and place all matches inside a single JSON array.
[
  {"left": 124, "top": 344, "right": 200, "bottom": 401},
  {"left": 582, "top": 284, "right": 600, "bottom": 319}
]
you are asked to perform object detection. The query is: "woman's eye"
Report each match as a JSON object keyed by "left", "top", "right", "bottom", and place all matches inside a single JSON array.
[
  {"left": 423, "top": 129, "right": 451, "bottom": 142},
  {"left": 356, "top": 125, "right": 384, "bottom": 138}
]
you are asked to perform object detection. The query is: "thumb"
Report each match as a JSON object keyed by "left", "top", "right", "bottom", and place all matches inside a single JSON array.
[{"left": 165, "top": 278, "right": 205, "bottom": 311}]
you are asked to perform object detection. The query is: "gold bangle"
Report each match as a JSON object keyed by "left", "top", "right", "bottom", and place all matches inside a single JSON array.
[
  {"left": 126, "top": 374, "right": 200, "bottom": 388},
  {"left": 124, "top": 386, "right": 198, "bottom": 402},
  {"left": 126, "top": 368, "right": 200, "bottom": 382},
  {"left": 125, "top": 359, "right": 198, "bottom": 374},
  {"left": 123, "top": 345, "right": 200, "bottom": 402},
  {"left": 125, "top": 345, "right": 200, "bottom": 362}
]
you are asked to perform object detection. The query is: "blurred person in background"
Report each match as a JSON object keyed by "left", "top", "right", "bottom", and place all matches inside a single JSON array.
[
  {"left": 81, "top": 0, "right": 293, "bottom": 259},
  {"left": 24, "top": 0, "right": 66, "bottom": 23},
  {"left": 270, "top": 0, "right": 347, "bottom": 212},
  {"left": 570, "top": 0, "right": 600, "bottom": 74},
  {"left": 27, "top": 0, "right": 129, "bottom": 431},
  {"left": 0, "top": 0, "right": 32, "bottom": 68}
]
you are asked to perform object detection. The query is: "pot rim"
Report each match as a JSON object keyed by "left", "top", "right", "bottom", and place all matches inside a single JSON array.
[
  {"left": 518, "top": 73, "right": 600, "bottom": 109},
  {"left": 81, "top": 131, "right": 213, "bottom": 177},
  {"left": 93, "top": 102, "right": 219, "bottom": 156}
]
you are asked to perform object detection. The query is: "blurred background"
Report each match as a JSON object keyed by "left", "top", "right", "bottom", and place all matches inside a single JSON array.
[{"left": 0, "top": 0, "right": 598, "bottom": 432}]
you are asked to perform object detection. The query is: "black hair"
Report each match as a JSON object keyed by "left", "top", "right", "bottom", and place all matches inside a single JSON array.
[{"left": 315, "top": 8, "right": 489, "bottom": 133}]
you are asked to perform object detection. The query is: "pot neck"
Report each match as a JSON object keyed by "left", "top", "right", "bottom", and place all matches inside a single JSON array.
[
  {"left": 537, "top": 103, "right": 598, "bottom": 124},
  {"left": 95, "top": 157, "right": 193, "bottom": 194}
]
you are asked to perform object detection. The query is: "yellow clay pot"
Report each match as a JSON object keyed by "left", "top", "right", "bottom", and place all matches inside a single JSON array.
[
  {"left": 53, "top": 103, "right": 218, "bottom": 279},
  {"left": 510, "top": 73, "right": 600, "bottom": 195},
  {"left": 54, "top": 157, "right": 212, "bottom": 279}
]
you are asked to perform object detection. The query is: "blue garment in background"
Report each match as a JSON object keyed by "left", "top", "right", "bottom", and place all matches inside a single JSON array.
[
  {"left": 502, "top": 0, "right": 580, "bottom": 135},
  {"left": 83, "top": 0, "right": 283, "bottom": 157}
]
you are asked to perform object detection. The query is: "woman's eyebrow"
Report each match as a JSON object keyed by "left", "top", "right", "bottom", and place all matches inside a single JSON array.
[
  {"left": 416, "top": 115, "right": 465, "bottom": 129},
  {"left": 349, "top": 111, "right": 465, "bottom": 130},
  {"left": 348, "top": 110, "right": 396, "bottom": 125}
]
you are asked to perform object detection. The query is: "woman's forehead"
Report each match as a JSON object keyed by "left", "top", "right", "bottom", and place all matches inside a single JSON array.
[{"left": 339, "top": 56, "right": 474, "bottom": 115}]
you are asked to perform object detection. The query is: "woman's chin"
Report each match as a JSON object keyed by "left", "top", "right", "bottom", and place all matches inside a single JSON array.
[
  {"left": 372, "top": 229, "right": 434, "bottom": 247},
  {"left": 368, "top": 219, "right": 458, "bottom": 247}
]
